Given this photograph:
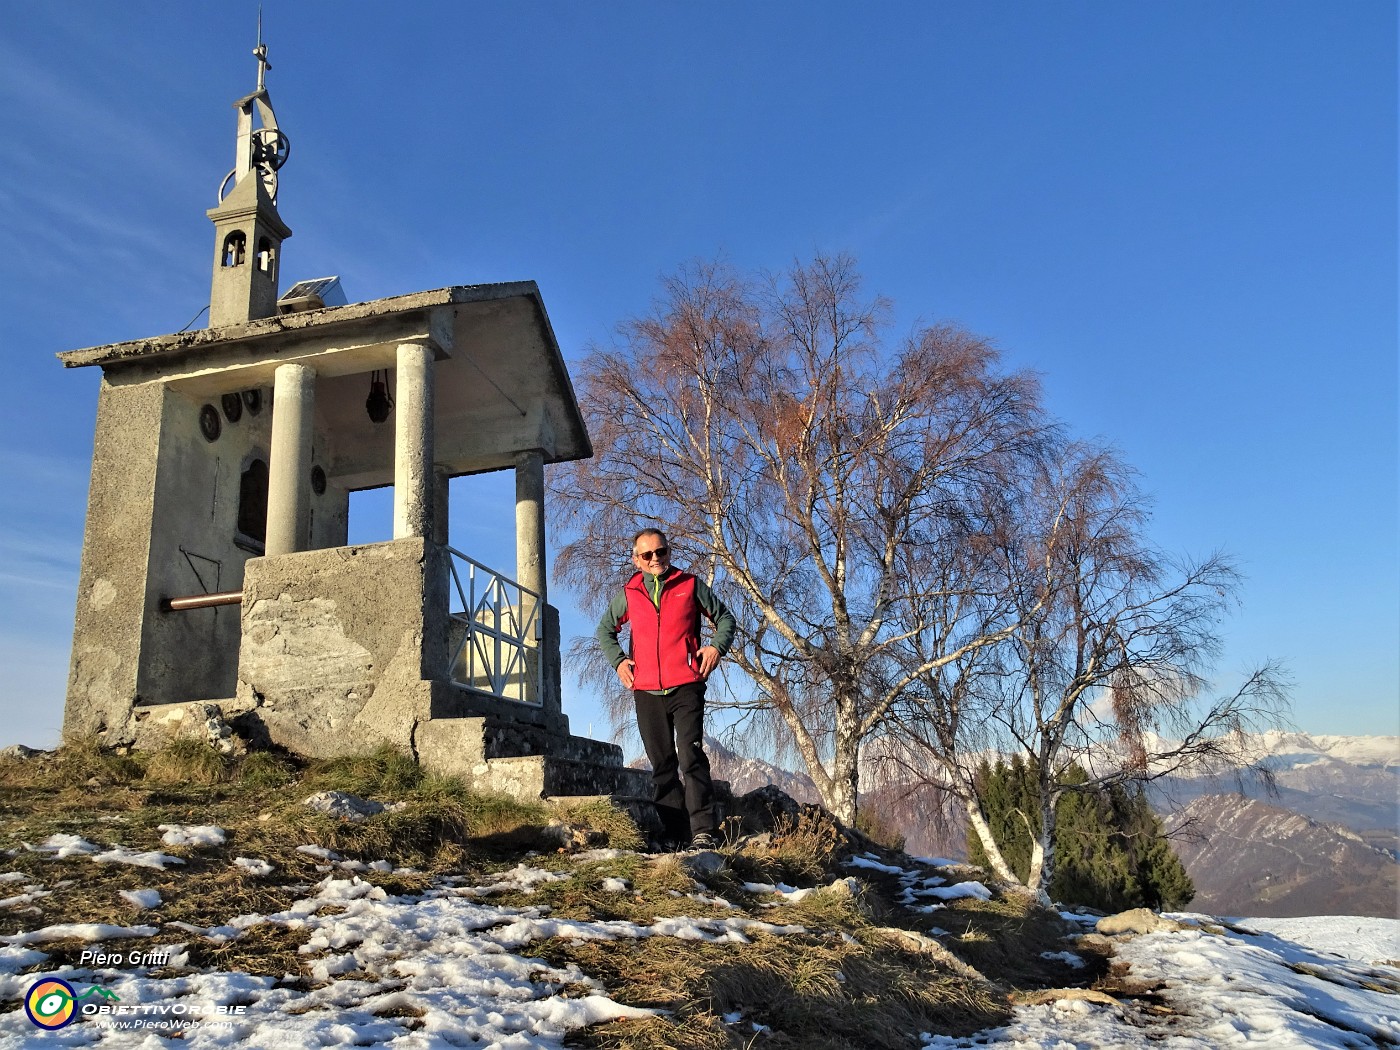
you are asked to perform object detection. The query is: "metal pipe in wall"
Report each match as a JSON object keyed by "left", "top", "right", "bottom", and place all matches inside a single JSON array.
[{"left": 160, "top": 590, "right": 244, "bottom": 612}]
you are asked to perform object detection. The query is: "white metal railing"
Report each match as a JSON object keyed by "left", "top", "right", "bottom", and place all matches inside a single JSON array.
[{"left": 445, "top": 548, "right": 542, "bottom": 706}]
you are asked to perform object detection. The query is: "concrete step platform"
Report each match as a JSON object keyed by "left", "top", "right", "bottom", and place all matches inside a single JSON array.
[
  {"left": 415, "top": 716, "right": 626, "bottom": 770},
  {"left": 474, "top": 755, "right": 653, "bottom": 799}
]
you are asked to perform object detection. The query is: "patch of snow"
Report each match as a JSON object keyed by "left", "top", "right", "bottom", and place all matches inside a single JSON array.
[
  {"left": 90, "top": 845, "right": 185, "bottom": 870},
  {"left": 1, "top": 922, "right": 159, "bottom": 946},
  {"left": 845, "top": 854, "right": 906, "bottom": 875},
  {"left": 158, "top": 824, "right": 227, "bottom": 847},
  {"left": 234, "top": 856, "right": 274, "bottom": 876},
  {"left": 1222, "top": 915, "right": 1400, "bottom": 966},
  {"left": 1116, "top": 923, "right": 1400, "bottom": 1046},
  {"left": 1039, "top": 950, "right": 1086, "bottom": 967},
  {"left": 119, "top": 888, "right": 162, "bottom": 910},
  {"left": 27, "top": 833, "right": 99, "bottom": 858},
  {"left": 0, "top": 885, "right": 49, "bottom": 909},
  {"left": 919, "top": 881, "right": 992, "bottom": 901}
]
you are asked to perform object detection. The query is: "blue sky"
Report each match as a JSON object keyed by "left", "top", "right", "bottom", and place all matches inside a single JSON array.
[{"left": 0, "top": 2, "right": 1394, "bottom": 753}]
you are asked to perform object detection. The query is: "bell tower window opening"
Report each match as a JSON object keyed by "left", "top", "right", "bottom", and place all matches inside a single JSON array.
[
  {"left": 222, "top": 231, "right": 247, "bottom": 267},
  {"left": 257, "top": 237, "right": 276, "bottom": 277}
]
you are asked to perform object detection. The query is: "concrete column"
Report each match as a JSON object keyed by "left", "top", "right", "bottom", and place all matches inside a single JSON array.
[
  {"left": 515, "top": 449, "right": 546, "bottom": 602},
  {"left": 266, "top": 363, "right": 316, "bottom": 556},
  {"left": 393, "top": 341, "right": 435, "bottom": 539},
  {"left": 432, "top": 467, "right": 451, "bottom": 546}
]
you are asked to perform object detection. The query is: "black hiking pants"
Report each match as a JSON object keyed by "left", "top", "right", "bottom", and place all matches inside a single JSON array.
[{"left": 634, "top": 681, "right": 715, "bottom": 844}]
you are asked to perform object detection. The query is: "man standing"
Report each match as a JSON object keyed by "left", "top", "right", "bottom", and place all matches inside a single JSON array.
[{"left": 597, "top": 528, "right": 736, "bottom": 850}]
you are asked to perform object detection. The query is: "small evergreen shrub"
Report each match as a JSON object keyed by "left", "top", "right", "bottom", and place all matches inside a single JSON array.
[{"left": 967, "top": 757, "right": 1194, "bottom": 911}]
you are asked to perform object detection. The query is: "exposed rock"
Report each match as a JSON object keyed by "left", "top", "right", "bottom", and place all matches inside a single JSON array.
[
  {"left": 303, "top": 790, "right": 404, "bottom": 822},
  {"left": 812, "top": 876, "right": 877, "bottom": 918},
  {"left": 679, "top": 850, "right": 727, "bottom": 878},
  {"left": 732, "top": 784, "right": 802, "bottom": 833},
  {"left": 1096, "top": 908, "right": 1185, "bottom": 936},
  {"left": 0, "top": 745, "right": 45, "bottom": 760},
  {"left": 873, "top": 926, "right": 991, "bottom": 985},
  {"left": 539, "top": 820, "right": 607, "bottom": 851},
  {"left": 196, "top": 703, "right": 246, "bottom": 757},
  {"left": 1016, "top": 987, "right": 1123, "bottom": 1010}
]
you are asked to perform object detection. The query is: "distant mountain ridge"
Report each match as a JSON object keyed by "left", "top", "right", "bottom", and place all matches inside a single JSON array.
[
  {"left": 701, "top": 734, "right": 820, "bottom": 804},
  {"left": 1235, "top": 731, "right": 1399, "bottom": 770},
  {"left": 1164, "top": 794, "right": 1398, "bottom": 918},
  {"left": 701, "top": 731, "right": 1399, "bottom": 916}
]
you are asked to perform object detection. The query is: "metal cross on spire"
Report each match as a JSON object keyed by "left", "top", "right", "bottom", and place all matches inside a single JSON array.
[
  {"left": 254, "top": 6, "right": 271, "bottom": 92},
  {"left": 218, "top": 7, "right": 290, "bottom": 204}
]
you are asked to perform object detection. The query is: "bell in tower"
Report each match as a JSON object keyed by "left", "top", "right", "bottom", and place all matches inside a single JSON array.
[{"left": 206, "top": 28, "right": 292, "bottom": 327}]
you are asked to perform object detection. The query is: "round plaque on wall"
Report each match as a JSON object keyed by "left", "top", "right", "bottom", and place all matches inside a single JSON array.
[{"left": 199, "top": 404, "right": 221, "bottom": 442}]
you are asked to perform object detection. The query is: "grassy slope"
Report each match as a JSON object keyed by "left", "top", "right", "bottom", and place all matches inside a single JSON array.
[{"left": 0, "top": 741, "right": 1117, "bottom": 1049}]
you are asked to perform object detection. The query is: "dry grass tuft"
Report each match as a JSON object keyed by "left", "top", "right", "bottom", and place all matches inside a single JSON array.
[
  {"left": 303, "top": 744, "right": 424, "bottom": 797},
  {"left": 235, "top": 750, "right": 300, "bottom": 789},
  {"left": 538, "top": 927, "right": 1008, "bottom": 1049},
  {"left": 143, "top": 738, "right": 234, "bottom": 786},
  {"left": 853, "top": 808, "right": 906, "bottom": 852},
  {"left": 179, "top": 920, "right": 316, "bottom": 978},
  {"left": 0, "top": 737, "right": 146, "bottom": 790},
  {"left": 551, "top": 798, "right": 648, "bottom": 853},
  {"left": 728, "top": 808, "right": 845, "bottom": 887},
  {"left": 493, "top": 854, "right": 735, "bottom": 924}
]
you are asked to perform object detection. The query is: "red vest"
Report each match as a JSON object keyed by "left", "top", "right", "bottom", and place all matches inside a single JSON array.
[{"left": 622, "top": 570, "right": 704, "bottom": 690}]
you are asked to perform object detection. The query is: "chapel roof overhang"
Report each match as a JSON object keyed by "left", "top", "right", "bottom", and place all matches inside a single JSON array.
[{"left": 56, "top": 282, "right": 593, "bottom": 472}]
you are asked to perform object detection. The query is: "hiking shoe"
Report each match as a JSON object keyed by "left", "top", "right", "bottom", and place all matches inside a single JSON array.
[{"left": 689, "top": 833, "right": 718, "bottom": 851}]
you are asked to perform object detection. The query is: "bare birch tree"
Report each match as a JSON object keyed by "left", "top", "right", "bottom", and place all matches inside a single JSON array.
[
  {"left": 881, "top": 443, "right": 1289, "bottom": 900},
  {"left": 551, "top": 254, "right": 1047, "bottom": 823}
]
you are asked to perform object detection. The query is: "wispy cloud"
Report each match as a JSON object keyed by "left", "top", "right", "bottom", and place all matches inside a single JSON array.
[{"left": 0, "top": 33, "right": 209, "bottom": 192}]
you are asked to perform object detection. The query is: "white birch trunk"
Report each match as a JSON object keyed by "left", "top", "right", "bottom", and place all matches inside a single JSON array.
[{"left": 963, "top": 796, "right": 1021, "bottom": 885}]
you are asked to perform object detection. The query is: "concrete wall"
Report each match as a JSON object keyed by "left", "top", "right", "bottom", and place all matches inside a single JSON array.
[
  {"left": 236, "top": 537, "right": 447, "bottom": 756},
  {"left": 64, "top": 375, "right": 352, "bottom": 742},
  {"left": 137, "top": 385, "right": 271, "bottom": 704},
  {"left": 138, "top": 384, "right": 348, "bottom": 705},
  {"left": 64, "top": 379, "right": 163, "bottom": 740}
]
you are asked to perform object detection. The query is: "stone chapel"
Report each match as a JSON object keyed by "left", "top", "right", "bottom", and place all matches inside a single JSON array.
[{"left": 57, "top": 37, "right": 645, "bottom": 800}]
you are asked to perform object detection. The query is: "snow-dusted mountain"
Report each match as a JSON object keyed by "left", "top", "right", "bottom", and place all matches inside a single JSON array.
[
  {"left": 1155, "top": 732, "right": 1399, "bottom": 859},
  {"left": 702, "top": 735, "right": 820, "bottom": 805},
  {"left": 1164, "top": 794, "right": 1398, "bottom": 919},
  {"left": 703, "top": 731, "right": 1399, "bottom": 916},
  {"left": 1234, "top": 731, "right": 1399, "bottom": 771}
]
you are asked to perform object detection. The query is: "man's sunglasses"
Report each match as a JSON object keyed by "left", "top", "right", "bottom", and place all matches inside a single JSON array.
[{"left": 634, "top": 547, "right": 670, "bottom": 561}]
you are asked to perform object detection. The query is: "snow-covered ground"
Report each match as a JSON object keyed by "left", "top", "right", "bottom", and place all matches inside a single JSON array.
[
  {"left": 1, "top": 828, "right": 1396, "bottom": 1048},
  {"left": 921, "top": 912, "right": 1400, "bottom": 1049}
]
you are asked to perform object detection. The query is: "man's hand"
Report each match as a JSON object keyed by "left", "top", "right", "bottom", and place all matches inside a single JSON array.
[
  {"left": 615, "top": 659, "right": 636, "bottom": 688},
  {"left": 696, "top": 645, "right": 721, "bottom": 678}
]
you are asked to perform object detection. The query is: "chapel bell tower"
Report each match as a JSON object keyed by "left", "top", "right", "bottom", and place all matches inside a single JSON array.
[{"left": 206, "top": 31, "right": 291, "bottom": 327}]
